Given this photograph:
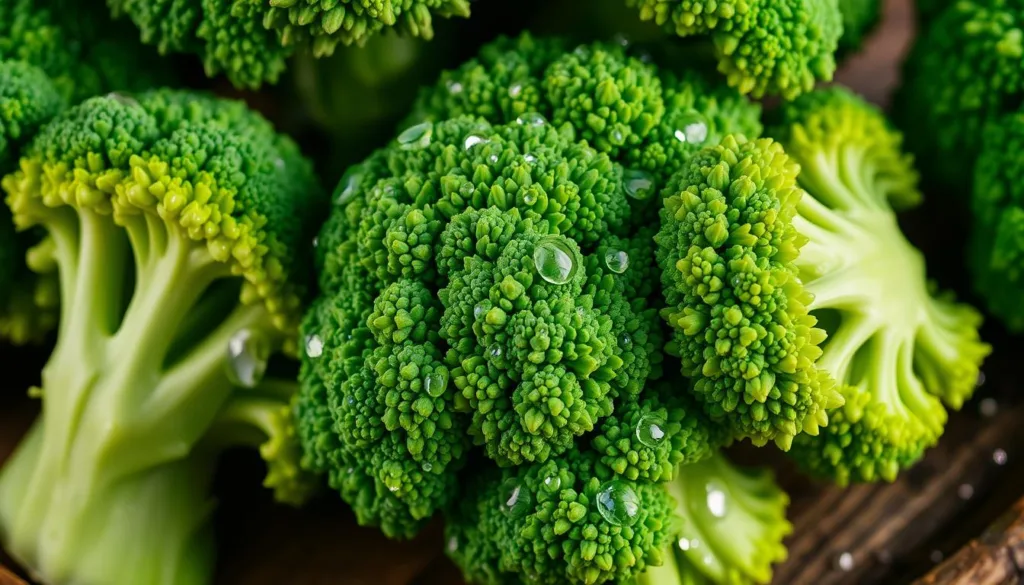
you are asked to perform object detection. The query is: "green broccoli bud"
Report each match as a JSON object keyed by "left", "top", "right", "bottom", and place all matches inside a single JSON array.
[
  {"left": 623, "top": 0, "right": 843, "bottom": 99},
  {"left": 0, "top": 90, "right": 323, "bottom": 585},
  {"left": 971, "top": 110, "right": 1024, "bottom": 332},
  {"left": 631, "top": 453, "right": 791, "bottom": 585},
  {"left": 446, "top": 452, "right": 678, "bottom": 585},
  {"left": 894, "top": 0, "right": 1024, "bottom": 192},
  {"left": 769, "top": 87, "right": 991, "bottom": 484}
]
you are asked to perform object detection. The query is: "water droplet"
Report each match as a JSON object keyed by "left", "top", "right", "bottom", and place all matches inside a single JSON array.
[
  {"left": 524, "top": 153, "right": 537, "bottom": 163},
  {"left": 994, "top": 448, "right": 1008, "bottom": 465},
  {"left": 979, "top": 397, "right": 998, "bottom": 417},
  {"left": 623, "top": 168, "right": 655, "bottom": 201},
  {"left": 312, "top": 236, "right": 319, "bottom": 249},
  {"left": 425, "top": 370, "right": 449, "bottom": 398},
  {"left": 604, "top": 249, "right": 629, "bottom": 273},
  {"left": 516, "top": 112, "right": 547, "bottom": 127},
  {"left": 636, "top": 413, "right": 666, "bottom": 447},
  {"left": 930, "top": 550, "right": 944, "bottom": 564},
  {"left": 705, "top": 482, "right": 727, "bottom": 518},
  {"left": 673, "top": 112, "right": 709, "bottom": 145},
  {"left": 836, "top": 552, "right": 854, "bottom": 572},
  {"left": 447, "top": 80, "right": 464, "bottom": 94},
  {"left": 107, "top": 92, "right": 139, "bottom": 107},
  {"left": 274, "top": 158, "right": 285, "bottom": 170},
  {"left": 523, "top": 191, "right": 538, "bottom": 205},
  {"left": 611, "top": 129, "right": 625, "bottom": 143},
  {"left": 532, "top": 236, "right": 578, "bottom": 285},
  {"left": 614, "top": 34, "right": 630, "bottom": 47},
  {"left": 619, "top": 333, "right": 633, "bottom": 349},
  {"left": 447, "top": 536, "right": 459, "bottom": 553},
  {"left": 488, "top": 344, "right": 503, "bottom": 360},
  {"left": 305, "top": 334, "right": 323, "bottom": 358},
  {"left": 976, "top": 371, "right": 987, "bottom": 387},
  {"left": 397, "top": 122, "right": 433, "bottom": 150},
  {"left": 464, "top": 134, "right": 489, "bottom": 150},
  {"left": 637, "top": 51, "right": 653, "bottom": 63},
  {"left": 488, "top": 154, "right": 499, "bottom": 164},
  {"left": 225, "top": 329, "right": 270, "bottom": 388},
  {"left": 957, "top": 483, "right": 974, "bottom": 500},
  {"left": 500, "top": 479, "right": 532, "bottom": 518},
  {"left": 574, "top": 45, "right": 591, "bottom": 59},
  {"left": 459, "top": 182, "right": 476, "bottom": 197},
  {"left": 422, "top": 462, "right": 433, "bottom": 473},
  {"left": 474, "top": 302, "right": 487, "bottom": 319},
  {"left": 596, "top": 481, "right": 640, "bottom": 526},
  {"left": 509, "top": 82, "right": 524, "bottom": 98},
  {"left": 334, "top": 166, "right": 362, "bottom": 205},
  {"left": 543, "top": 475, "right": 561, "bottom": 493},
  {"left": 678, "top": 537, "right": 699, "bottom": 551}
]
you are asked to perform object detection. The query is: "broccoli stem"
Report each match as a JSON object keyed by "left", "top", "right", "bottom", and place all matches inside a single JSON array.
[{"left": 0, "top": 209, "right": 280, "bottom": 585}]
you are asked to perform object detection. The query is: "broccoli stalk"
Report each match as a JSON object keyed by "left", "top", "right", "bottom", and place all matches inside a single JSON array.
[
  {"left": 0, "top": 91, "right": 321, "bottom": 585},
  {"left": 631, "top": 453, "right": 791, "bottom": 585}
]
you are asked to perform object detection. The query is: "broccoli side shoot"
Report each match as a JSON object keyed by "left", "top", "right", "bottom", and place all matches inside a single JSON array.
[
  {"left": 622, "top": 0, "right": 844, "bottom": 99},
  {"left": 0, "top": 90, "right": 322, "bottom": 585},
  {"left": 769, "top": 87, "right": 991, "bottom": 484},
  {"left": 0, "top": 61, "right": 64, "bottom": 344},
  {"left": 970, "top": 110, "right": 1024, "bottom": 332},
  {"left": 894, "top": 0, "right": 1024, "bottom": 192},
  {"left": 631, "top": 453, "right": 792, "bottom": 585}
]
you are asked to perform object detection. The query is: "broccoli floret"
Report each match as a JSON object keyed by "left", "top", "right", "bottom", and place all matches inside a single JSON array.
[
  {"left": 0, "top": 60, "right": 64, "bottom": 344},
  {"left": 894, "top": 0, "right": 1024, "bottom": 192},
  {"left": 768, "top": 87, "right": 990, "bottom": 484},
  {"left": 970, "top": 110, "right": 1024, "bottom": 331},
  {"left": 0, "top": 90, "right": 323, "bottom": 585},
  {"left": 631, "top": 453, "right": 792, "bottom": 585},
  {"left": 108, "top": 0, "right": 471, "bottom": 89},
  {"left": 407, "top": 33, "right": 763, "bottom": 193},
  {"left": 446, "top": 451, "right": 679, "bottom": 585},
  {"left": 623, "top": 0, "right": 843, "bottom": 99},
  {"left": 838, "top": 0, "right": 882, "bottom": 55}
]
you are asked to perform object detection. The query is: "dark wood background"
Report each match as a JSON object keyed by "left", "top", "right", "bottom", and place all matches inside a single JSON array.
[{"left": 5, "top": 1, "right": 1024, "bottom": 584}]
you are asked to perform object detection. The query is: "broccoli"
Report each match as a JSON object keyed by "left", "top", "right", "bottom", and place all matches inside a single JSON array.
[
  {"left": 107, "top": 0, "right": 472, "bottom": 89},
  {"left": 296, "top": 34, "right": 756, "bottom": 583},
  {"left": 894, "top": 0, "right": 1024, "bottom": 192},
  {"left": 0, "top": 90, "right": 323, "bottom": 585},
  {"left": 631, "top": 453, "right": 791, "bottom": 585},
  {"left": 970, "top": 111, "right": 1024, "bottom": 332},
  {"left": 657, "top": 87, "right": 989, "bottom": 481},
  {"left": 838, "top": 0, "right": 882, "bottom": 55},
  {"left": 622, "top": 0, "right": 844, "bottom": 99},
  {"left": 0, "top": 0, "right": 171, "bottom": 345}
]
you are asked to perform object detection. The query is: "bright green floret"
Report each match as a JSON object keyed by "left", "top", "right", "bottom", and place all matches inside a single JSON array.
[
  {"left": 838, "top": 0, "right": 881, "bottom": 55},
  {"left": 108, "top": 0, "right": 472, "bottom": 89},
  {"left": 970, "top": 110, "right": 1024, "bottom": 331},
  {"left": 0, "top": 90, "right": 323, "bottom": 585},
  {"left": 768, "top": 87, "right": 991, "bottom": 484},
  {"left": 623, "top": 0, "right": 843, "bottom": 99},
  {"left": 631, "top": 453, "right": 792, "bottom": 585},
  {"left": 895, "top": 0, "right": 1024, "bottom": 192},
  {"left": 656, "top": 134, "right": 843, "bottom": 449}
]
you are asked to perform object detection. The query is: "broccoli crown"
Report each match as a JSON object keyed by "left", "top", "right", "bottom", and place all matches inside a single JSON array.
[
  {"left": 408, "top": 33, "right": 763, "bottom": 193},
  {"left": 0, "top": 0, "right": 169, "bottom": 103},
  {"left": 663, "top": 454, "right": 791, "bottom": 585},
  {"left": 656, "top": 134, "right": 842, "bottom": 449},
  {"left": 767, "top": 87, "right": 991, "bottom": 484},
  {"left": 0, "top": 60, "right": 64, "bottom": 343},
  {"left": 894, "top": 0, "right": 1024, "bottom": 191},
  {"left": 623, "top": 0, "right": 843, "bottom": 99},
  {"left": 970, "top": 110, "right": 1024, "bottom": 331},
  {"left": 445, "top": 451, "right": 679, "bottom": 585},
  {"left": 838, "top": 0, "right": 881, "bottom": 54},
  {"left": 108, "top": 0, "right": 472, "bottom": 89},
  {"left": 0, "top": 90, "right": 322, "bottom": 585}
]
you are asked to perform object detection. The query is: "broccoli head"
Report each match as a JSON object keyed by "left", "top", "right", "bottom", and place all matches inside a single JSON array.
[
  {"left": 622, "top": 0, "right": 844, "bottom": 99},
  {"left": 108, "top": 0, "right": 471, "bottom": 89},
  {"left": 633, "top": 453, "right": 792, "bottom": 585},
  {"left": 0, "top": 90, "right": 323, "bottom": 585},
  {"left": 894, "top": 0, "right": 1024, "bottom": 192},
  {"left": 970, "top": 110, "right": 1024, "bottom": 331},
  {"left": 768, "top": 87, "right": 990, "bottom": 484}
]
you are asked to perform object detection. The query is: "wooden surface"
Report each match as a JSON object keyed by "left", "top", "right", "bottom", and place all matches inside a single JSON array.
[{"left": 5, "top": 1, "right": 1024, "bottom": 584}]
